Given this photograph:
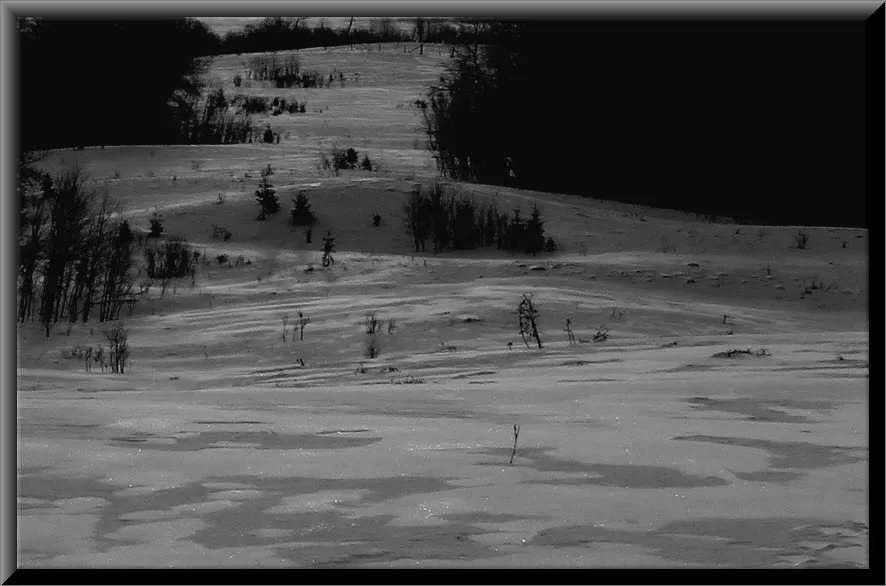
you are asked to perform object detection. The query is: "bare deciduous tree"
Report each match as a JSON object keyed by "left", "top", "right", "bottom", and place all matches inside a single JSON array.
[
  {"left": 102, "top": 323, "right": 130, "bottom": 374},
  {"left": 517, "top": 294, "right": 542, "bottom": 349}
]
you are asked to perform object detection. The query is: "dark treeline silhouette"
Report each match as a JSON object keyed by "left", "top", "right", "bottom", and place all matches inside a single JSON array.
[
  {"left": 422, "top": 20, "right": 866, "bottom": 228},
  {"left": 403, "top": 182, "right": 551, "bottom": 255},
  {"left": 215, "top": 17, "right": 463, "bottom": 55},
  {"left": 18, "top": 18, "right": 472, "bottom": 150},
  {"left": 20, "top": 18, "right": 219, "bottom": 150}
]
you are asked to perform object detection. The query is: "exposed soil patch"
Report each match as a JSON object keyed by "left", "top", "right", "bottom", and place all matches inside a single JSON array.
[
  {"left": 558, "top": 359, "right": 623, "bottom": 367},
  {"left": 712, "top": 348, "right": 771, "bottom": 359},
  {"left": 193, "top": 420, "right": 268, "bottom": 425},
  {"left": 684, "top": 396, "right": 836, "bottom": 424},
  {"left": 107, "top": 431, "right": 383, "bottom": 451},
  {"left": 673, "top": 435, "right": 866, "bottom": 470},
  {"left": 661, "top": 364, "right": 718, "bottom": 374},
  {"left": 531, "top": 517, "right": 867, "bottom": 567},
  {"left": 474, "top": 447, "right": 730, "bottom": 489},
  {"left": 731, "top": 470, "right": 805, "bottom": 483},
  {"left": 451, "top": 370, "right": 497, "bottom": 379},
  {"left": 316, "top": 428, "right": 373, "bottom": 435}
]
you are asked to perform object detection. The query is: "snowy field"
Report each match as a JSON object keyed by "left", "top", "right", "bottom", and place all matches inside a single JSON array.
[{"left": 17, "top": 44, "right": 868, "bottom": 568}]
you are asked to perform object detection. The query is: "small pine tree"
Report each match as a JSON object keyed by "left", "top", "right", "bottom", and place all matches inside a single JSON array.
[
  {"left": 485, "top": 206, "right": 497, "bottom": 247},
  {"left": 148, "top": 211, "right": 164, "bottom": 237},
  {"left": 321, "top": 230, "right": 336, "bottom": 267},
  {"left": 255, "top": 175, "right": 279, "bottom": 220},
  {"left": 290, "top": 192, "right": 317, "bottom": 226},
  {"left": 525, "top": 203, "right": 546, "bottom": 255},
  {"left": 506, "top": 209, "right": 526, "bottom": 252},
  {"left": 345, "top": 148, "right": 359, "bottom": 169}
]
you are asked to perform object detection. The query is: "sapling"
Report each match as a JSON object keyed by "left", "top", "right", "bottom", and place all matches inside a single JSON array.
[
  {"left": 510, "top": 424, "right": 520, "bottom": 465},
  {"left": 83, "top": 346, "right": 93, "bottom": 373},
  {"left": 321, "top": 230, "right": 336, "bottom": 267},
  {"left": 517, "top": 294, "right": 543, "bottom": 349},
  {"left": 297, "top": 310, "right": 309, "bottom": 341},
  {"left": 564, "top": 318, "right": 576, "bottom": 346}
]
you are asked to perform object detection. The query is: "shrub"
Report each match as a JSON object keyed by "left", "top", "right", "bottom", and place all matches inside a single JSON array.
[
  {"left": 364, "top": 313, "right": 381, "bottom": 358},
  {"left": 262, "top": 125, "right": 276, "bottom": 144},
  {"left": 148, "top": 211, "right": 164, "bottom": 238},
  {"left": 794, "top": 230, "right": 810, "bottom": 250},
  {"left": 239, "top": 95, "right": 270, "bottom": 115},
  {"left": 317, "top": 151, "right": 333, "bottom": 172},
  {"left": 216, "top": 254, "right": 229, "bottom": 265},
  {"left": 212, "top": 225, "right": 232, "bottom": 242},
  {"left": 245, "top": 54, "right": 300, "bottom": 86},
  {"left": 143, "top": 238, "right": 195, "bottom": 280},
  {"left": 545, "top": 237, "right": 557, "bottom": 252},
  {"left": 332, "top": 147, "right": 359, "bottom": 171},
  {"left": 361, "top": 154, "right": 374, "bottom": 171},
  {"left": 364, "top": 313, "right": 380, "bottom": 335},
  {"left": 290, "top": 192, "right": 317, "bottom": 226},
  {"left": 364, "top": 335, "right": 380, "bottom": 359}
]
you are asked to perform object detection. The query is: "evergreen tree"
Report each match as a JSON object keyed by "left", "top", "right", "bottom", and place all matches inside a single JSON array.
[
  {"left": 255, "top": 171, "right": 279, "bottom": 220},
  {"left": 290, "top": 192, "right": 316, "bottom": 226},
  {"left": 524, "top": 203, "right": 545, "bottom": 255}
]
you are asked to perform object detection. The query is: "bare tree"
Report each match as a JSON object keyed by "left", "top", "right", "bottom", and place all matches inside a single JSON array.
[
  {"left": 564, "top": 318, "right": 576, "bottom": 346},
  {"left": 297, "top": 310, "right": 309, "bottom": 341},
  {"left": 413, "top": 17, "right": 426, "bottom": 43},
  {"left": 102, "top": 323, "right": 130, "bottom": 374},
  {"left": 517, "top": 294, "right": 543, "bottom": 349},
  {"left": 346, "top": 17, "right": 355, "bottom": 49}
]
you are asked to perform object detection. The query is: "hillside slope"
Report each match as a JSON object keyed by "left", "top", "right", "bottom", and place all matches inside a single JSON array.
[{"left": 18, "top": 44, "right": 868, "bottom": 569}]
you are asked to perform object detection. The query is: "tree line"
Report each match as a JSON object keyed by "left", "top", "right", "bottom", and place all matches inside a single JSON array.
[
  {"left": 18, "top": 154, "right": 138, "bottom": 335},
  {"left": 209, "top": 17, "right": 467, "bottom": 56},
  {"left": 19, "top": 18, "right": 217, "bottom": 150},
  {"left": 18, "top": 17, "right": 481, "bottom": 150},
  {"left": 420, "top": 20, "right": 866, "bottom": 228}
]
